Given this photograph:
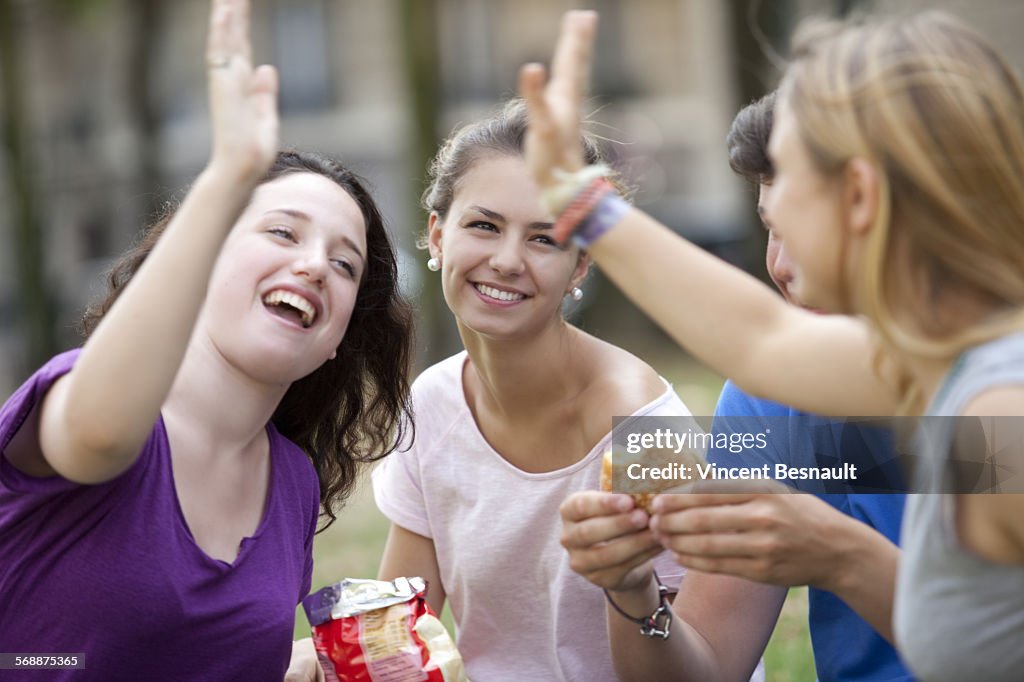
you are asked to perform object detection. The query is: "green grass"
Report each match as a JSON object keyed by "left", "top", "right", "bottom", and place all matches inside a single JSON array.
[
  {"left": 294, "top": 352, "right": 816, "bottom": 681},
  {"left": 765, "top": 588, "right": 816, "bottom": 682}
]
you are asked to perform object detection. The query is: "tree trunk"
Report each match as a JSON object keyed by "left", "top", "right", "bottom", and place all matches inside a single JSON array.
[
  {"left": 398, "top": 0, "right": 458, "bottom": 367},
  {"left": 125, "top": 0, "right": 164, "bottom": 225},
  {"left": 0, "top": 0, "right": 59, "bottom": 375}
]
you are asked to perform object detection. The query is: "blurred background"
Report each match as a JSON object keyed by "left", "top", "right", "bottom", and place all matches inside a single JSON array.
[
  {"left": 4, "top": 0, "right": 1024, "bottom": 394},
  {"left": 2, "top": 0, "right": 1023, "bottom": 679}
]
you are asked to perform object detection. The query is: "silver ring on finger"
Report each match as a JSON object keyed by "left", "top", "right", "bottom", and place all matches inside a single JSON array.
[{"left": 207, "top": 54, "right": 232, "bottom": 69}]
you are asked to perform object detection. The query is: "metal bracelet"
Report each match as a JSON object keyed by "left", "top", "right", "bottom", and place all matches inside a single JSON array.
[{"left": 603, "top": 570, "right": 673, "bottom": 640}]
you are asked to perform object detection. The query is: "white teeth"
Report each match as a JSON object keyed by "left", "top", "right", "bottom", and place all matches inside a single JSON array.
[
  {"left": 475, "top": 284, "right": 525, "bottom": 302},
  {"left": 263, "top": 289, "right": 316, "bottom": 327}
]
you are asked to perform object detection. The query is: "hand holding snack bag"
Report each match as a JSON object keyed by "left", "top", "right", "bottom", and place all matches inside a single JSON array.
[{"left": 303, "top": 577, "right": 468, "bottom": 682}]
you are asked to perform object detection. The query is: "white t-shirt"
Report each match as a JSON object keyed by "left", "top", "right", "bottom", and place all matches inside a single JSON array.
[{"left": 372, "top": 351, "right": 690, "bottom": 681}]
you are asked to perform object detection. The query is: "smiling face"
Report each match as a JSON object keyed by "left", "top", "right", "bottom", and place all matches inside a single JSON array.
[
  {"left": 201, "top": 171, "right": 368, "bottom": 385},
  {"left": 428, "top": 154, "right": 589, "bottom": 340},
  {"left": 763, "top": 99, "right": 850, "bottom": 313}
]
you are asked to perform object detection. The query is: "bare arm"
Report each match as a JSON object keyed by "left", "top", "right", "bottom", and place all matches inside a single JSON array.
[
  {"left": 585, "top": 217, "right": 891, "bottom": 416},
  {"left": 821, "top": 511, "right": 900, "bottom": 641},
  {"left": 518, "top": 11, "right": 895, "bottom": 417},
  {"left": 953, "top": 387, "right": 1024, "bottom": 564},
  {"left": 378, "top": 524, "right": 446, "bottom": 616},
  {"left": 606, "top": 571, "right": 784, "bottom": 682},
  {"left": 650, "top": 486, "right": 899, "bottom": 642},
  {"left": 23, "top": 0, "right": 278, "bottom": 484},
  {"left": 560, "top": 491, "right": 784, "bottom": 681}
]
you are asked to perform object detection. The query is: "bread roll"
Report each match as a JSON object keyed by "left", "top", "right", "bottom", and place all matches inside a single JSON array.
[{"left": 599, "top": 443, "right": 703, "bottom": 513}]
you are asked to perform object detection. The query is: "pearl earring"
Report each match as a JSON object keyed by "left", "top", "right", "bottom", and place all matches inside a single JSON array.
[
  {"left": 571, "top": 287, "right": 584, "bottom": 301},
  {"left": 427, "top": 257, "right": 441, "bottom": 272}
]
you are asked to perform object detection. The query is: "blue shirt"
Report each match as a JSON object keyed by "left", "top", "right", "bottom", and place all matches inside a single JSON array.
[{"left": 711, "top": 380, "right": 913, "bottom": 682}]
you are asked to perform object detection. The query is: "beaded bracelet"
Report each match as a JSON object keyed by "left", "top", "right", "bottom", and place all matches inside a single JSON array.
[{"left": 603, "top": 571, "right": 673, "bottom": 640}]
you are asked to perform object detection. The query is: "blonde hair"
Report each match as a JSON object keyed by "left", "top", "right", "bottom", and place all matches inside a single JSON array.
[{"left": 781, "top": 11, "right": 1024, "bottom": 412}]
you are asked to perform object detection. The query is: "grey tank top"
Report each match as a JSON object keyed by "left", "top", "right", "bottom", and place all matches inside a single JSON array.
[{"left": 894, "top": 333, "right": 1024, "bottom": 682}]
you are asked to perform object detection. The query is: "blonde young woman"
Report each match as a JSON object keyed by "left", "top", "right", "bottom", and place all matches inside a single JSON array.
[{"left": 521, "top": 10, "right": 1024, "bottom": 682}]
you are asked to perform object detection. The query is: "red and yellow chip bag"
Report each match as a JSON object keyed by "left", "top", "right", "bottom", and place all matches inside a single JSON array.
[{"left": 302, "top": 577, "right": 468, "bottom": 682}]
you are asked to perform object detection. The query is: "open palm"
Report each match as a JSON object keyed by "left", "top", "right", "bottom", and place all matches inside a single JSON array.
[
  {"left": 519, "top": 11, "right": 598, "bottom": 191},
  {"left": 205, "top": 0, "right": 278, "bottom": 182}
]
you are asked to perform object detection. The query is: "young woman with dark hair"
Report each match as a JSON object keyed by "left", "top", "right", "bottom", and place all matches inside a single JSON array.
[{"left": 0, "top": 2, "right": 412, "bottom": 678}]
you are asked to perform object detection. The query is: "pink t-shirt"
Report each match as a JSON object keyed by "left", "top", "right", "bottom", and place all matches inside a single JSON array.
[{"left": 372, "top": 352, "right": 689, "bottom": 681}]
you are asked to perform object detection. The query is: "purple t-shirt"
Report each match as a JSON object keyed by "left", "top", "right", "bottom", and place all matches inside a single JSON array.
[{"left": 0, "top": 350, "right": 320, "bottom": 680}]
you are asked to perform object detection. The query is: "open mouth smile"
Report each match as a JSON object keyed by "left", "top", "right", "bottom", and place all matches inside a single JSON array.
[{"left": 262, "top": 288, "right": 318, "bottom": 328}]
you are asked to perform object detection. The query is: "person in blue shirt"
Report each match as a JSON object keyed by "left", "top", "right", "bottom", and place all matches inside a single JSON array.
[
  {"left": 561, "top": 86, "right": 914, "bottom": 682},
  {"left": 545, "top": 11, "right": 1024, "bottom": 682},
  {"left": 692, "top": 91, "right": 913, "bottom": 681}
]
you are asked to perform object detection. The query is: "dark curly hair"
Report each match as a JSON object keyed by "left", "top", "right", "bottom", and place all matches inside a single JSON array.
[{"left": 79, "top": 150, "right": 415, "bottom": 529}]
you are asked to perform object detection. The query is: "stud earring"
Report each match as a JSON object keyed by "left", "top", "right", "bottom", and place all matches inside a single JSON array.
[
  {"left": 571, "top": 287, "right": 584, "bottom": 301},
  {"left": 427, "top": 257, "right": 441, "bottom": 272}
]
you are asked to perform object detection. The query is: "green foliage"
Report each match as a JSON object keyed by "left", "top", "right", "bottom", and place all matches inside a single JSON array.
[{"left": 51, "top": 0, "right": 110, "bottom": 23}]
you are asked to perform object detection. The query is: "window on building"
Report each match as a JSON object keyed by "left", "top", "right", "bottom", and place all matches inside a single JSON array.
[{"left": 273, "top": 0, "right": 333, "bottom": 113}]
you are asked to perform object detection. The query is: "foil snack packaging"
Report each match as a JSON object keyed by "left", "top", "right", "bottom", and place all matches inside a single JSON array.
[{"left": 302, "top": 577, "right": 468, "bottom": 682}]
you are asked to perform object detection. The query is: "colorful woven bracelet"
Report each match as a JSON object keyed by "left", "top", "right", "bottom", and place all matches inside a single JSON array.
[
  {"left": 542, "top": 164, "right": 612, "bottom": 217},
  {"left": 551, "top": 176, "right": 616, "bottom": 246},
  {"left": 572, "top": 191, "right": 630, "bottom": 249}
]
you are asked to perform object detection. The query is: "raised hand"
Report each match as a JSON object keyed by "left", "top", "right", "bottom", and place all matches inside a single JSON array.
[
  {"left": 519, "top": 11, "right": 598, "bottom": 191},
  {"left": 205, "top": 0, "right": 278, "bottom": 182},
  {"left": 33, "top": 0, "right": 283, "bottom": 486},
  {"left": 559, "top": 491, "right": 663, "bottom": 593}
]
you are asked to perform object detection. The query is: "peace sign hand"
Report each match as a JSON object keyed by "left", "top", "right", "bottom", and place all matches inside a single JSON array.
[{"left": 205, "top": 0, "right": 278, "bottom": 183}]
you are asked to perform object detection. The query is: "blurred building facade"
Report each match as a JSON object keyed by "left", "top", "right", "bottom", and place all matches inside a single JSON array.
[{"left": 2, "top": 0, "right": 1024, "bottom": 394}]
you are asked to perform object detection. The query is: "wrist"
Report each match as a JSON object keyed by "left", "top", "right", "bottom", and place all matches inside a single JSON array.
[
  {"left": 204, "top": 154, "right": 270, "bottom": 187},
  {"left": 607, "top": 571, "right": 659, "bottom": 607},
  {"left": 604, "top": 571, "right": 672, "bottom": 640},
  {"left": 549, "top": 175, "right": 629, "bottom": 248},
  {"left": 192, "top": 162, "right": 263, "bottom": 204},
  {"left": 815, "top": 516, "right": 889, "bottom": 595}
]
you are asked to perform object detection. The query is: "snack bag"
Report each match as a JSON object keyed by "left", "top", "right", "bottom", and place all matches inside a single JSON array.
[{"left": 302, "top": 577, "right": 468, "bottom": 682}]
